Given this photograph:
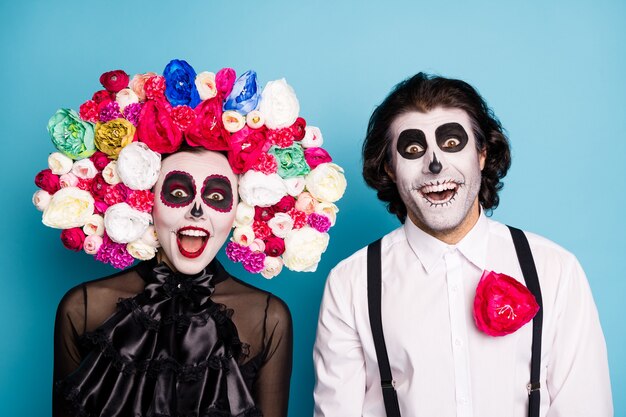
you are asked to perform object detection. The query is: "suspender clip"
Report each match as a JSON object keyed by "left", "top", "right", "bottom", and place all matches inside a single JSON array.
[
  {"left": 381, "top": 379, "right": 396, "bottom": 389},
  {"left": 527, "top": 382, "right": 540, "bottom": 395}
]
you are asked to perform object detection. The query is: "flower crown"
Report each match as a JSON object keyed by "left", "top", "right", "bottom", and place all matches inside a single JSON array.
[{"left": 33, "top": 59, "right": 346, "bottom": 278}]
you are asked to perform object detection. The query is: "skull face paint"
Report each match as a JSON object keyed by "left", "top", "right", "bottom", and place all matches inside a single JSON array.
[
  {"left": 390, "top": 107, "right": 486, "bottom": 236},
  {"left": 153, "top": 151, "right": 237, "bottom": 275}
]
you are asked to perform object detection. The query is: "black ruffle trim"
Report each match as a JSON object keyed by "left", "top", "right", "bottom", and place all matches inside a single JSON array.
[
  {"left": 56, "top": 381, "right": 263, "bottom": 417},
  {"left": 80, "top": 330, "right": 232, "bottom": 380}
]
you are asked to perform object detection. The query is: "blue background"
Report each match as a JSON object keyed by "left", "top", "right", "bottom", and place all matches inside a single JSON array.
[{"left": 1, "top": 0, "right": 624, "bottom": 415}]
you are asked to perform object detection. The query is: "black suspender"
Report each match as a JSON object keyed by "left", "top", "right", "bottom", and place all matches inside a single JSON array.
[
  {"left": 367, "top": 238, "right": 401, "bottom": 417},
  {"left": 508, "top": 226, "right": 544, "bottom": 417},
  {"left": 366, "top": 226, "right": 543, "bottom": 417}
]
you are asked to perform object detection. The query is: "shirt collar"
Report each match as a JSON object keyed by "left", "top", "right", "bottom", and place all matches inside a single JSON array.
[{"left": 404, "top": 210, "right": 489, "bottom": 274}]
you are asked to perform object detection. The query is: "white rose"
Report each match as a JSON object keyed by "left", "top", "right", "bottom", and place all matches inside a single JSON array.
[
  {"left": 222, "top": 110, "right": 246, "bottom": 133},
  {"left": 82, "top": 214, "right": 105, "bottom": 236},
  {"left": 232, "top": 225, "right": 255, "bottom": 246},
  {"left": 261, "top": 256, "right": 283, "bottom": 279},
  {"left": 116, "top": 142, "right": 161, "bottom": 190},
  {"left": 71, "top": 159, "right": 98, "bottom": 179},
  {"left": 246, "top": 110, "right": 265, "bottom": 129},
  {"left": 283, "top": 176, "right": 306, "bottom": 197},
  {"left": 305, "top": 163, "right": 347, "bottom": 203},
  {"left": 268, "top": 212, "right": 294, "bottom": 238},
  {"left": 42, "top": 187, "right": 95, "bottom": 229},
  {"left": 140, "top": 225, "right": 160, "bottom": 248},
  {"left": 48, "top": 152, "right": 73, "bottom": 175},
  {"left": 315, "top": 202, "right": 339, "bottom": 226},
  {"left": 116, "top": 88, "right": 139, "bottom": 111},
  {"left": 83, "top": 235, "right": 103, "bottom": 255},
  {"left": 282, "top": 226, "right": 329, "bottom": 272},
  {"left": 238, "top": 171, "right": 287, "bottom": 207},
  {"left": 102, "top": 161, "right": 121, "bottom": 185},
  {"left": 104, "top": 202, "right": 152, "bottom": 243},
  {"left": 195, "top": 71, "right": 217, "bottom": 100},
  {"left": 234, "top": 202, "right": 255, "bottom": 227},
  {"left": 301, "top": 126, "right": 324, "bottom": 148},
  {"left": 127, "top": 239, "right": 157, "bottom": 260},
  {"left": 32, "top": 190, "right": 51, "bottom": 211},
  {"left": 258, "top": 78, "right": 300, "bottom": 129}
]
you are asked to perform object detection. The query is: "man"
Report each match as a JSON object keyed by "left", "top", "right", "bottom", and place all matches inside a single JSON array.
[{"left": 313, "top": 73, "right": 612, "bottom": 416}]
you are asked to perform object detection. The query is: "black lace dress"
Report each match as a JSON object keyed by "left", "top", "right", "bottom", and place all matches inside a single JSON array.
[{"left": 53, "top": 259, "right": 292, "bottom": 417}]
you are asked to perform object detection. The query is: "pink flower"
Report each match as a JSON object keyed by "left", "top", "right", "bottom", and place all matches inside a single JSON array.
[
  {"left": 90, "top": 151, "right": 111, "bottom": 171},
  {"left": 104, "top": 183, "right": 130, "bottom": 206},
  {"left": 252, "top": 220, "right": 272, "bottom": 240},
  {"left": 79, "top": 100, "right": 99, "bottom": 122},
  {"left": 242, "top": 251, "right": 266, "bottom": 274},
  {"left": 307, "top": 213, "right": 331, "bottom": 233},
  {"left": 83, "top": 235, "right": 103, "bottom": 255},
  {"left": 290, "top": 117, "right": 307, "bottom": 141},
  {"left": 171, "top": 105, "right": 197, "bottom": 131},
  {"left": 264, "top": 236, "right": 285, "bottom": 257},
  {"left": 295, "top": 191, "right": 317, "bottom": 214},
  {"left": 304, "top": 147, "right": 332, "bottom": 169},
  {"left": 250, "top": 152, "right": 278, "bottom": 175},
  {"left": 473, "top": 270, "right": 539, "bottom": 337},
  {"left": 254, "top": 206, "right": 276, "bottom": 222},
  {"left": 216, "top": 67, "right": 236, "bottom": 99},
  {"left": 272, "top": 195, "right": 296, "bottom": 213},
  {"left": 267, "top": 127, "right": 296, "bottom": 148},
  {"left": 226, "top": 241, "right": 250, "bottom": 263},
  {"left": 98, "top": 101, "right": 122, "bottom": 122},
  {"left": 267, "top": 212, "right": 294, "bottom": 238},
  {"left": 144, "top": 76, "right": 166, "bottom": 100}
]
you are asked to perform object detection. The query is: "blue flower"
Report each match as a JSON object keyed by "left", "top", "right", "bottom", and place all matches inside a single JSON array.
[
  {"left": 163, "top": 59, "right": 201, "bottom": 108},
  {"left": 223, "top": 70, "right": 260, "bottom": 115}
]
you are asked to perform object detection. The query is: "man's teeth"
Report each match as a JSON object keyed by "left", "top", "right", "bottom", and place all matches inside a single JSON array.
[
  {"left": 421, "top": 182, "right": 457, "bottom": 194},
  {"left": 179, "top": 229, "right": 207, "bottom": 237}
]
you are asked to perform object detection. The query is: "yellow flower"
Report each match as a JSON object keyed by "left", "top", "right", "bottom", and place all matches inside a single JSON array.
[{"left": 94, "top": 118, "right": 136, "bottom": 159}]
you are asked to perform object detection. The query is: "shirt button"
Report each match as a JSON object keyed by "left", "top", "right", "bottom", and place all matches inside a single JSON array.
[
  {"left": 451, "top": 284, "right": 458, "bottom": 292},
  {"left": 454, "top": 338, "right": 463, "bottom": 347},
  {"left": 459, "top": 396, "right": 469, "bottom": 404}
]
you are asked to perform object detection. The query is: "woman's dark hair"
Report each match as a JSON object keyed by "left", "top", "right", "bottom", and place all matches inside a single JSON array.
[{"left": 362, "top": 72, "right": 511, "bottom": 223}]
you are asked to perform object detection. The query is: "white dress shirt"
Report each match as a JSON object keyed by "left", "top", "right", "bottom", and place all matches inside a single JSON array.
[{"left": 313, "top": 214, "right": 612, "bottom": 417}]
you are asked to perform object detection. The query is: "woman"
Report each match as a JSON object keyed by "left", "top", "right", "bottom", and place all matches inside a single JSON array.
[{"left": 36, "top": 60, "right": 346, "bottom": 416}]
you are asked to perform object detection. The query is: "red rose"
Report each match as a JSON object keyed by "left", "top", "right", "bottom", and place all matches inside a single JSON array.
[
  {"left": 100, "top": 70, "right": 129, "bottom": 93},
  {"left": 171, "top": 105, "right": 197, "bottom": 131},
  {"left": 216, "top": 67, "right": 236, "bottom": 98},
  {"left": 136, "top": 100, "right": 183, "bottom": 154},
  {"left": 90, "top": 151, "right": 111, "bottom": 171},
  {"left": 304, "top": 147, "right": 333, "bottom": 169},
  {"left": 185, "top": 97, "right": 230, "bottom": 150},
  {"left": 252, "top": 220, "right": 272, "bottom": 240},
  {"left": 79, "top": 100, "right": 99, "bottom": 122},
  {"left": 473, "top": 270, "right": 539, "bottom": 337},
  {"left": 264, "top": 236, "right": 285, "bottom": 257},
  {"left": 35, "top": 169, "right": 60, "bottom": 193},
  {"left": 273, "top": 195, "right": 296, "bottom": 213},
  {"left": 90, "top": 173, "right": 109, "bottom": 201},
  {"left": 288, "top": 208, "right": 307, "bottom": 229},
  {"left": 77, "top": 178, "right": 93, "bottom": 191},
  {"left": 92, "top": 89, "right": 115, "bottom": 104},
  {"left": 61, "top": 228, "right": 86, "bottom": 251},
  {"left": 255, "top": 206, "right": 275, "bottom": 222},
  {"left": 144, "top": 76, "right": 166, "bottom": 100},
  {"left": 228, "top": 126, "right": 270, "bottom": 174},
  {"left": 290, "top": 117, "right": 307, "bottom": 141}
]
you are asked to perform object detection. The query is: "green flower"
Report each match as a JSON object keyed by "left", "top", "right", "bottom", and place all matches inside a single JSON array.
[
  {"left": 47, "top": 109, "right": 96, "bottom": 160},
  {"left": 269, "top": 144, "right": 311, "bottom": 179}
]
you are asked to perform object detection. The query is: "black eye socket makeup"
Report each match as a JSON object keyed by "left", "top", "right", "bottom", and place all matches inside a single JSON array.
[
  {"left": 202, "top": 175, "right": 233, "bottom": 212},
  {"left": 435, "top": 123, "right": 468, "bottom": 153},
  {"left": 160, "top": 171, "right": 196, "bottom": 208},
  {"left": 397, "top": 129, "right": 427, "bottom": 159}
]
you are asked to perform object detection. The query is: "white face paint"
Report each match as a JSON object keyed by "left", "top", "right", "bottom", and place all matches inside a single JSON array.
[
  {"left": 153, "top": 150, "right": 238, "bottom": 275},
  {"left": 389, "top": 107, "right": 486, "bottom": 237}
]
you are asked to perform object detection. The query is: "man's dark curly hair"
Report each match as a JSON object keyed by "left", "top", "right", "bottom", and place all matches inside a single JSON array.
[{"left": 362, "top": 72, "right": 511, "bottom": 223}]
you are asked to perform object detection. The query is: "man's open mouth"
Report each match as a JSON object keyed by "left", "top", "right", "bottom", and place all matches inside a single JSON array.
[
  {"left": 176, "top": 226, "right": 210, "bottom": 258},
  {"left": 418, "top": 181, "right": 461, "bottom": 205}
]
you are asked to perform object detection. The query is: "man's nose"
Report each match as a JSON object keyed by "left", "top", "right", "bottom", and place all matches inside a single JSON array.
[{"left": 423, "top": 151, "right": 443, "bottom": 174}]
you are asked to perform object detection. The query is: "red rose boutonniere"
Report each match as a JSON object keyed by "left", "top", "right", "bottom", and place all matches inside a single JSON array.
[{"left": 473, "top": 270, "right": 539, "bottom": 337}]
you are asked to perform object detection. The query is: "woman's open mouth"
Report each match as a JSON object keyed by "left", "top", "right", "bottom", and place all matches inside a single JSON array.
[
  {"left": 418, "top": 180, "right": 461, "bottom": 206},
  {"left": 176, "top": 226, "right": 210, "bottom": 258}
]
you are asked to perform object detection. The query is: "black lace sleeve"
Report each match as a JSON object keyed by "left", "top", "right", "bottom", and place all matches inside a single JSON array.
[{"left": 253, "top": 295, "right": 293, "bottom": 417}]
